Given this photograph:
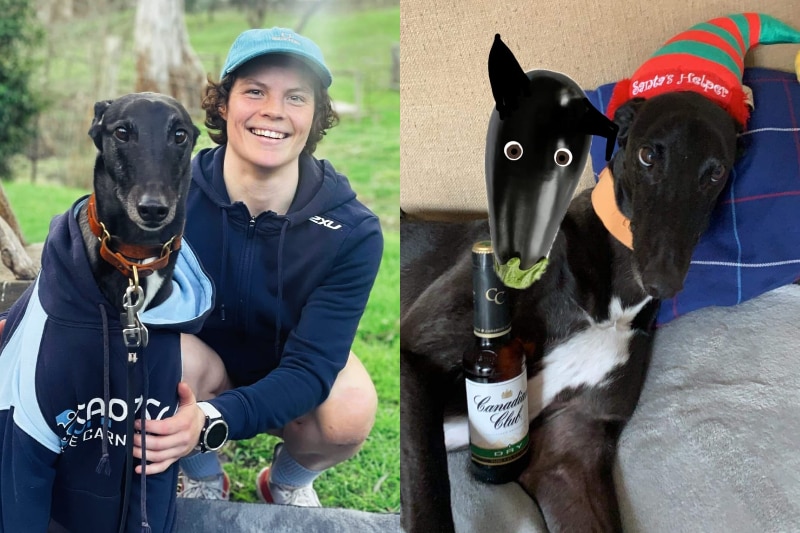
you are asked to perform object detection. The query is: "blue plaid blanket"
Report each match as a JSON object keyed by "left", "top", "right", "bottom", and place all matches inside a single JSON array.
[{"left": 586, "top": 67, "right": 800, "bottom": 325}]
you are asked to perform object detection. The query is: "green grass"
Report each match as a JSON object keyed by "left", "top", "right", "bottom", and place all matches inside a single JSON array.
[
  {"left": 8, "top": 5, "right": 399, "bottom": 513},
  {"left": 3, "top": 181, "right": 90, "bottom": 243}
]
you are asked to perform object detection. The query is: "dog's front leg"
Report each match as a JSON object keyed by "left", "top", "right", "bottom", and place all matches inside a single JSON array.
[
  {"left": 517, "top": 408, "right": 624, "bottom": 533},
  {"left": 400, "top": 350, "right": 457, "bottom": 533}
]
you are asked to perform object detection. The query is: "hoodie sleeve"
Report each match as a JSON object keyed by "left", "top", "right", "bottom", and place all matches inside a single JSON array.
[
  {"left": 0, "top": 417, "right": 59, "bottom": 533},
  {"left": 0, "top": 284, "right": 61, "bottom": 532},
  {"left": 210, "top": 214, "right": 383, "bottom": 439}
]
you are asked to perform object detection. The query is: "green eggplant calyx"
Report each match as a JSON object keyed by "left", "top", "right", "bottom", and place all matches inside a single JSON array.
[{"left": 494, "top": 257, "right": 549, "bottom": 289}]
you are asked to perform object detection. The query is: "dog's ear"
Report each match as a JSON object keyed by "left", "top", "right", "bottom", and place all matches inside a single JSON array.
[
  {"left": 577, "top": 98, "right": 619, "bottom": 161},
  {"left": 613, "top": 98, "right": 646, "bottom": 149},
  {"left": 89, "top": 99, "right": 113, "bottom": 151},
  {"left": 488, "top": 34, "right": 531, "bottom": 120},
  {"left": 191, "top": 124, "right": 201, "bottom": 148}
]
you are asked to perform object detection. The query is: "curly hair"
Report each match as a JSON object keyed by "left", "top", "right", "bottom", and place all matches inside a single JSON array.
[{"left": 201, "top": 56, "right": 339, "bottom": 155}]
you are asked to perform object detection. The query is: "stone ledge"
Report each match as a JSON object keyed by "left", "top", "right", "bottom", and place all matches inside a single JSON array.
[
  {"left": 175, "top": 499, "right": 400, "bottom": 533},
  {"left": 0, "top": 280, "right": 34, "bottom": 313}
]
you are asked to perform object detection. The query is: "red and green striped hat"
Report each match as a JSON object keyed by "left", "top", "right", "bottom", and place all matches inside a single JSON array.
[{"left": 607, "top": 13, "right": 800, "bottom": 125}]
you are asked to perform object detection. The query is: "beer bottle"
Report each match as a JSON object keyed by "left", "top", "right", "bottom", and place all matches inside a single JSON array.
[{"left": 463, "top": 241, "right": 530, "bottom": 484}]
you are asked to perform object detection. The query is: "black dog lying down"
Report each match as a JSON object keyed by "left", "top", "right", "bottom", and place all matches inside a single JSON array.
[
  {"left": 400, "top": 91, "right": 739, "bottom": 532},
  {"left": 0, "top": 93, "right": 214, "bottom": 533}
]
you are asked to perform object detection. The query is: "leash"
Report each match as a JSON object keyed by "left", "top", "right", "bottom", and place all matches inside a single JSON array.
[
  {"left": 118, "top": 270, "right": 149, "bottom": 533},
  {"left": 87, "top": 194, "right": 169, "bottom": 532},
  {"left": 87, "top": 194, "right": 182, "bottom": 279}
]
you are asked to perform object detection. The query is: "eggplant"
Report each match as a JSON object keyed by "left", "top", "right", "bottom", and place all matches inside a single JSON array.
[{"left": 486, "top": 34, "right": 618, "bottom": 288}]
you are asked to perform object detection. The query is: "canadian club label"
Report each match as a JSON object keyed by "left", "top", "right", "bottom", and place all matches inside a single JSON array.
[{"left": 466, "top": 371, "right": 529, "bottom": 465}]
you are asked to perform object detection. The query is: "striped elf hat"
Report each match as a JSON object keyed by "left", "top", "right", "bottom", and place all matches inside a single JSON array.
[{"left": 606, "top": 13, "right": 800, "bottom": 125}]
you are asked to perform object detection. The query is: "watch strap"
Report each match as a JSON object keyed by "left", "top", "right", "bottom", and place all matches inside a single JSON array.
[
  {"left": 197, "top": 401, "right": 223, "bottom": 419},
  {"left": 196, "top": 401, "right": 228, "bottom": 453}
]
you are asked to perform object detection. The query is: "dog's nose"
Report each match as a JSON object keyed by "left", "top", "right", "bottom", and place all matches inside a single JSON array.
[
  {"left": 643, "top": 278, "right": 682, "bottom": 299},
  {"left": 137, "top": 199, "right": 169, "bottom": 223}
]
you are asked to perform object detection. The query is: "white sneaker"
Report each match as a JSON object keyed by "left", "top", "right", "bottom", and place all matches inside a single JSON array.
[
  {"left": 255, "top": 444, "right": 322, "bottom": 507},
  {"left": 178, "top": 471, "right": 230, "bottom": 500}
]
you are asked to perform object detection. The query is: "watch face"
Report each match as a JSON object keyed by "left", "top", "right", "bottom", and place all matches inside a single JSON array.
[{"left": 205, "top": 420, "right": 229, "bottom": 450}]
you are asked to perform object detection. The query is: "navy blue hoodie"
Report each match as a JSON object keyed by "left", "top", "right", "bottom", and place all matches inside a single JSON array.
[
  {"left": 187, "top": 146, "right": 383, "bottom": 439},
  {"left": 0, "top": 198, "right": 214, "bottom": 533}
]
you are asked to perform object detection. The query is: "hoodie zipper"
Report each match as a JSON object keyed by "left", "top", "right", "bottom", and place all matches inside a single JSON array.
[{"left": 236, "top": 215, "right": 258, "bottom": 330}]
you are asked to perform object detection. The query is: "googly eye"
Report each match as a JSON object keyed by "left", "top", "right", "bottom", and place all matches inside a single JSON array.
[
  {"left": 710, "top": 165, "right": 726, "bottom": 183},
  {"left": 638, "top": 146, "right": 656, "bottom": 167},
  {"left": 114, "top": 127, "right": 130, "bottom": 142},
  {"left": 554, "top": 148, "right": 572, "bottom": 167},
  {"left": 504, "top": 141, "right": 523, "bottom": 161}
]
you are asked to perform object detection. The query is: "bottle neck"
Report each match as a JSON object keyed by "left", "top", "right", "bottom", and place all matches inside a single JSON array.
[
  {"left": 472, "top": 250, "right": 511, "bottom": 337},
  {"left": 475, "top": 331, "right": 512, "bottom": 346}
]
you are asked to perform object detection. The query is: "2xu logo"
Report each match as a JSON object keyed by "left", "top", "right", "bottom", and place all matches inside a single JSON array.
[{"left": 309, "top": 215, "right": 342, "bottom": 230}]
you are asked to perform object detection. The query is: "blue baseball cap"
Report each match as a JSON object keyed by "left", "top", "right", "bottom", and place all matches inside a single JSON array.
[{"left": 220, "top": 27, "right": 332, "bottom": 88}]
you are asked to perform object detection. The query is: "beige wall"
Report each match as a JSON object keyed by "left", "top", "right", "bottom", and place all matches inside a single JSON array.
[{"left": 400, "top": 0, "right": 800, "bottom": 219}]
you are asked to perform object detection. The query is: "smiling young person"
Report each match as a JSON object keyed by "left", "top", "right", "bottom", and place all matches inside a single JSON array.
[{"left": 131, "top": 28, "right": 384, "bottom": 506}]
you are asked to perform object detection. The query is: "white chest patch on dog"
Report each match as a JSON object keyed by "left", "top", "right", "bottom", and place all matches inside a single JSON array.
[
  {"left": 140, "top": 270, "right": 165, "bottom": 312},
  {"left": 444, "top": 296, "right": 652, "bottom": 451}
]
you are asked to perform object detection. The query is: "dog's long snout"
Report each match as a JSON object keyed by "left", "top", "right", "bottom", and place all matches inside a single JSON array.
[
  {"left": 637, "top": 244, "right": 691, "bottom": 299},
  {"left": 640, "top": 271, "right": 683, "bottom": 299},
  {"left": 137, "top": 194, "right": 169, "bottom": 224}
]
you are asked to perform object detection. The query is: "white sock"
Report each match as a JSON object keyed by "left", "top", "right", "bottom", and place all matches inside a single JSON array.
[{"left": 270, "top": 444, "right": 322, "bottom": 488}]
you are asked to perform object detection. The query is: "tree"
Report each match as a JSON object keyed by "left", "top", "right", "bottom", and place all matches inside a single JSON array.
[
  {"left": 0, "top": 0, "right": 42, "bottom": 279},
  {"left": 0, "top": 0, "right": 43, "bottom": 181},
  {"left": 294, "top": 0, "right": 326, "bottom": 34},
  {"left": 230, "top": 0, "right": 270, "bottom": 28},
  {"left": 230, "top": 0, "right": 327, "bottom": 31},
  {"left": 134, "top": 0, "right": 206, "bottom": 111}
]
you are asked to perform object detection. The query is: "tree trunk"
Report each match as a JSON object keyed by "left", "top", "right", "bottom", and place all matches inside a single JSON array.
[
  {"left": 0, "top": 185, "right": 26, "bottom": 247},
  {"left": 36, "top": 0, "right": 74, "bottom": 24},
  {"left": 246, "top": 3, "right": 267, "bottom": 28},
  {"left": 0, "top": 217, "right": 37, "bottom": 280},
  {"left": 134, "top": 0, "right": 206, "bottom": 112},
  {"left": 295, "top": 0, "right": 326, "bottom": 34}
]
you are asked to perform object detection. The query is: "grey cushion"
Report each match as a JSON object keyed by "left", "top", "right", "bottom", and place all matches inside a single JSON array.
[{"left": 448, "top": 284, "right": 800, "bottom": 532}]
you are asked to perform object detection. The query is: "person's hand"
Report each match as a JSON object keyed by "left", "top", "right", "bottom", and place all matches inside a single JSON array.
[
  {"left": 133, "top": 381, "right": 206, "bottom": 475},
  {"left": 0, "top": 318, "right": 6, "bottom": 339}
]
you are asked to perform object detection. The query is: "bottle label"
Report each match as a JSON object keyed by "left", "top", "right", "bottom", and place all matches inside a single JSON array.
[{"left": 466, "top": 371, "right": 529, "bottom": 465}]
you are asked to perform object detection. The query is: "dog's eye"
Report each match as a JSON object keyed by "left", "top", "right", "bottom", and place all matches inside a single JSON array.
[
  {"left": 710, "top": 165, "right": 726, "bottom": 183},
  {"left": 504, "top": 141, "right": 523, "bottom": 161},
  {"left": 175, "top": 129, "right": 188, "bottom": 144},
  {"left": 638, "top": 146, "right": 656, "bottom": 167},
  {"left": 114, "top": 127, "right": 130, "bottom": 142},
  {"left": 554, "top": 148, "right": 572, "bottom": 167}
]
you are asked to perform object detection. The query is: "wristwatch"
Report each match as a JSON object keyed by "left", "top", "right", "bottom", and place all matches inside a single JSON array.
[{"left": 197, "top": 402, "right": 229, "bottom": 453}]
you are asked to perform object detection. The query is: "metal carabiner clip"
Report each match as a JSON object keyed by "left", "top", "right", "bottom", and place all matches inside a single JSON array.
[{"left": 121, "top": 284, "right": 148, "bottom": 350}]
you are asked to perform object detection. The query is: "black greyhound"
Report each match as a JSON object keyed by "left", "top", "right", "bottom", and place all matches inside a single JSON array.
[
  {"left": 400, "top": 47, "right": 739, "bottom": 533},
  {"left": 0, "top": 93, "right": 210, "bottom": 533},
  {"left": 82, "top": 92, "right": 200, "bottom": 313}
]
